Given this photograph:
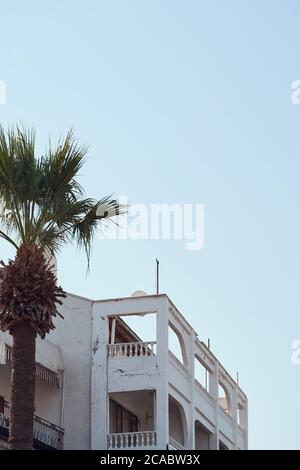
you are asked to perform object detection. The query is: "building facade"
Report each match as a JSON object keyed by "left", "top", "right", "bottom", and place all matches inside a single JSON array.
[{"left": 0, "top": 292, "right": 248, "bottom": 450}]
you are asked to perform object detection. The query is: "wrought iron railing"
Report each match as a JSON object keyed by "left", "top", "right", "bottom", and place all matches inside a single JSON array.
[{"left": 0, "top": 400, "right": 64, "bottom": 450}]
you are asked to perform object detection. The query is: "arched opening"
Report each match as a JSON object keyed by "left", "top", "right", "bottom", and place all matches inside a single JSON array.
[
  {"left": 194, "top": 355, "right": 210, "bottom": 392},
  {"left": 218, "top": 383, "right": 232, "bottom": 416},
  {"left": 219, "top": 440, "right": 229, "bottom": 450},
  {"left": 168, "top": 395, "right": 188, "bottom": 448},
  {"left": 168, "top": 323, "right": 187, "bottom": 367},
  {"left": 195, "top": 420, "right": 210, "bottom": 450}
]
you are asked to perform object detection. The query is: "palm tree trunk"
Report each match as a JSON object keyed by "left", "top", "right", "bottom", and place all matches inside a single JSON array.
[{"left": 9, "top": 322, "right": 36, "bottom": 450}]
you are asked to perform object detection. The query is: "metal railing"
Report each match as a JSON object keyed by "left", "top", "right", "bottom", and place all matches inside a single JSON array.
[
  {"left": 169, "top": 436, "right": 186, "bottom": 450},
  {"left": 33, "top": 415, "right": 64, "bottom": 450},
  {"left": 0, "top": 400, "right": 64, "bottom": 450},
  {"left": 108, "top": 431, "right": 157, "bottom": 449},
  {"left": 108, "top": 341, "right": 156, "bottom": 358}
]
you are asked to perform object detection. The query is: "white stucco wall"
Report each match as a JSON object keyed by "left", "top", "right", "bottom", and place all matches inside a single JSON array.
[{"left": 47, "top": 293, "right": 93, "bottom": 449}]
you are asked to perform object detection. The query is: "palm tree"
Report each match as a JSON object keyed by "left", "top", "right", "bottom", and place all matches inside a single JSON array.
[{"left": 0, "top": 126, "right": 123, "bottom": 449}]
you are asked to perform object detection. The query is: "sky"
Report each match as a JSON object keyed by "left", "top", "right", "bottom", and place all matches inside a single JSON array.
[{"left": 1, "top": 0, "right": 300, "bottom": 449}]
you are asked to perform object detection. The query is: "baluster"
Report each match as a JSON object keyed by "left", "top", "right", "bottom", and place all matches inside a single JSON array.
[
  {"left": 124, "top": 433, "right": 129, "bottom": 448},
  {"left": 129, "top": 344, "right": 133, "bottom": 357}
]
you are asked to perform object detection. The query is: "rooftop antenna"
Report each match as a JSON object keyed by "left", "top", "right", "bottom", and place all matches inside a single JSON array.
[
  {"left": 236, "top": 371, "right": 239, "bottom": 386},
  {"left": 207, "top": 338, "right": 210, "bottom": 349},
  {"left": 156, "top": 258, "right": 160, "bottom": 294}
]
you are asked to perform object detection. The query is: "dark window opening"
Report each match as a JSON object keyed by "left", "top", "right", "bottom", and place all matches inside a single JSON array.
[{"left": 110, "top": 399, "right": 138, "bottom": 434}]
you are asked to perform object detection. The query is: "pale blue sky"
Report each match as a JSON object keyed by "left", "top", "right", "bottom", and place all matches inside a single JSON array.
[{"left": 1, "top": 0, "right": 300, "bottom": 449}]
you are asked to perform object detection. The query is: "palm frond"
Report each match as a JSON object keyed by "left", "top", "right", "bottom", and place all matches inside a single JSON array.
[{"left": 0, "top": 125, "right": 125, "bottom": 269}]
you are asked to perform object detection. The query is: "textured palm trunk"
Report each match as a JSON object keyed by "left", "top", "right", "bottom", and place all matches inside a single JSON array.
[{"left": 9, "top": 322, "right": 36, "bottom": 450}]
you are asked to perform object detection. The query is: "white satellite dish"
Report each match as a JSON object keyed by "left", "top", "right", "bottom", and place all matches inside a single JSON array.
[{"left": 131, "top": 290, "right": 148, "bottom": 297}]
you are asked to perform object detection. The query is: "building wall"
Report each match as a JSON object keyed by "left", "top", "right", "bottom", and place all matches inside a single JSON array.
[
  {"left": 47, "top": 293, "right": 93, "bottom": 450},
  {"left": 34, "top": 377, "right": 61, "bottom": 426},
  {"left": 0, "top": 364, "right": 10, "bottom": 402}
]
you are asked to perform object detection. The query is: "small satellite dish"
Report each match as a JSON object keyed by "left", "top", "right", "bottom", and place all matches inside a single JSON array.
[{"left": 131, "top": 290, "right": 148, "bottom": 297}]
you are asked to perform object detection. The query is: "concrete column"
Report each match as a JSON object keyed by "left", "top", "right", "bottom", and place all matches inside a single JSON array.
[
  {"left": 209, "top": 362, "right": 219, "bottom": 450},
  {"left": 232, "top": 384, "right": 238, "bottom": 449},
  {"left": 187, "top": 331, "right": 196, "bottom": 449},
  {"left": 91, "top": 305, "right": 109, "bottom": 449},
  {"left": 244, "top": 397, "right": 249, "bottom": 450},
  {"left": 155, "top": 299, "right": 169, "bottom": 450}
]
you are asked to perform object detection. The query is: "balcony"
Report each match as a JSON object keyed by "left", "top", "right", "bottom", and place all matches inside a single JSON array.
[
  {"left": 108, "top": 341, "right": 156, "bottom": 358},
  {"left": 0, "top": 400, "right": 64, "bottom": 450},
  {"left": 107, "top": 432, "right": 187, "bottom": 450},
  {"left": 108, "top": 431, "right": 157, "bottom": 449}
]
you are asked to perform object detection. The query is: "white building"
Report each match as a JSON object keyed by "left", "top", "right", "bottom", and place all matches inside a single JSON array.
[{"left": 0, "top": 291, "right": 248, "bottom": 450}]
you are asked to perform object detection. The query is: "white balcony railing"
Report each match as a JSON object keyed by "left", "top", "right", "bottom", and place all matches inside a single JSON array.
[
  {"left": 108, "top": 341, "right": 156, "bottom": 358},
  {"left": 169, "top": 437, "right": 186, "bottom": 450},
  {"left": 108, "top": 431, "right": 157, "bottom": 449}
]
